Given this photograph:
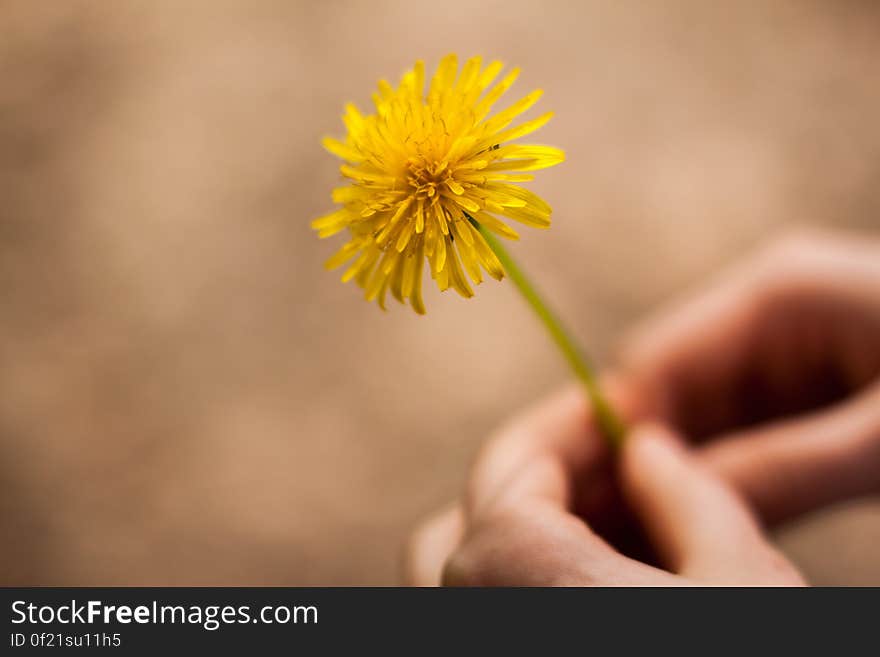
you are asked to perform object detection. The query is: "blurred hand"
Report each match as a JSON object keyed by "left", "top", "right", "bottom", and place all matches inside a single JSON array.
[
  {"left": 406, "top": 229, "right": 880, "bottom": 585},
  {"left": 620, "top": 229, "right": 880, "bottom": 523},
  {"left": 406, "top": 390, "right": 803, "bottom": 585}
]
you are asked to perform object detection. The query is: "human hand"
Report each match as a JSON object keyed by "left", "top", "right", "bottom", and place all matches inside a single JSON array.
[
  {"left": 619, "top": 230, "right": 880, "bottom": 523},
  {"left": 406, "top": 387, "right": 804, "bottom": 585},
  {"left": 406, "top": 230, "right": 880, "bottom": 585}
]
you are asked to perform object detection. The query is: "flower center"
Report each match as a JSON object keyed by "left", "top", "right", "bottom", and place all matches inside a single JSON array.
[{"left": 405, "top": 157, "right": 451, "bottom": 200}]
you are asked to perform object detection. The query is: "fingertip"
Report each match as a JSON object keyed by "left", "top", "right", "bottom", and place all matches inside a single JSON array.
[
  {"left": 628, "top": 421, "right": 683, "bottom": 446},
  {"left": 403, "top": 505, "right": 464, "bottom": 586},
  {"left": 622, "top": 422, "right": 686, "bottom": 476},
  {"left": 619, "top": 422, "right": 695, "bottom": 523},
  {"left": 600, "top": 372, "right": 650, "bottom": 424},
  {"left": 619, "top": 421, "right": 777, "bottom": 577}
]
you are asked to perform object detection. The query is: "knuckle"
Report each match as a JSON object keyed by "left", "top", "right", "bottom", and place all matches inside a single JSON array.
[
  {"left": 751, "top": 226, "right": 848, "bottom": 288},
  {"left": 759, "top": 226, "right": 835, "bottom": 264},
  {"left": 769, "top": 226, "right": 825, "bottom": 254}
]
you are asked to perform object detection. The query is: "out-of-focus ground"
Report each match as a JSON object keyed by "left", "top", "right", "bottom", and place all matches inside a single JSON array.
[{"left": 1, "top": 0, "right": 878, "bottom": 585}]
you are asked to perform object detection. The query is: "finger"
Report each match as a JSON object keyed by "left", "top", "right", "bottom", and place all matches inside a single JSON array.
[
  {"left": 620, "top": 423, "right": 805, "bottom": 584},
  {"left": 403, "top": 505, "right": 464, "bottom": 586},
  {"left": 465, "top": 377, "right": 641, "bottom": 519},
  {"left": 620, "top": 230, "right": 880, "bottom": 438},
  {"left": 447, "top": 411, "right": 683, "bottom": 586},
  {"left": 458, "top": 450, "right": 680, "bottom": 585},
  {"left": 437, "top": 379, "right": 653, "bottom": 588},
  {"left": 452, "top": 447, "right": 646, "bottom": 585},
  {"left": 700, "top": 383, "right": 880, "bottom": 524},
  {"left": 442, "top": 499, "right": 674, "bottom": 586}
]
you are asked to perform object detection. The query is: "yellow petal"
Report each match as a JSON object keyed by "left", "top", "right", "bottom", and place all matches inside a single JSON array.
[
  {"left": 470, "top": 211, "right": 520, "bottom": 240},
  {"left": 446, "top": 179, "right": 465, "bottom": 195},
  {"left": 479, "top": 89, "right": 543, "bottom": 137},
  {"left": 456, "top": 237, "right": 483, "bottom": 285},
  {"left": 433, "top": 225, "right": 447, "bottom": 273},
  {"left": 342, "top": 247, "right": 379, "bottom": 283},
  {"left": 484, "top": 145, "right": 565, "bottom": 171},
  {"left": 454, "top": 56, "right": 482, "bottom": 94},
  {"left": 324, "top": 240, "right": 361, "bottom": 270},
  {"left": 451, "top": 218, "right": 474, "bottom": 246},
  {"left": 468, "top": 223, "right": 505, "bottom": 280},
  {"left": 447, "top": 194, "right": 481, "bottom": 213},
  {"left": 311, "top": 209, "right": 351, "bottom": 238},
  {"left": 475, "top": 68, "right": 520, "bottom": 121},
  {"left": 478, "top": 112, "right": 554, "bottom": 150},
  {"left": 322, "top": 137, "right": 362, "bottom": 162},
  {"left": 429, "top": 53, "right": 458, "bottom": 101},
  {"left": 444, "top": 242, "right": 474, "bottom": 298},
  {"left": 396, "top": 218, "right": 415, "bottom": 252}
]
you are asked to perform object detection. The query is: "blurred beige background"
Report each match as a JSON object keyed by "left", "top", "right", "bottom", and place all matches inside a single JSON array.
[{"left": 1, "top": 0, "right": 878, "bottom": 585}]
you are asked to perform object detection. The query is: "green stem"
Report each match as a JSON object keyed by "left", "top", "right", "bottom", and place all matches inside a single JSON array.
[{"left": 470, "top": 217, "right": 626, "bottom": 448}]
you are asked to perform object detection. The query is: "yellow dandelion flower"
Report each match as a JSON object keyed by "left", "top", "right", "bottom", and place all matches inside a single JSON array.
[{"left": 312, "top": 54, "right": 564, "bottom": 314}]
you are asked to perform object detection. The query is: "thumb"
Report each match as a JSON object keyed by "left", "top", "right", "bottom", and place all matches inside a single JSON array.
[{"left": 619, "top": 423, "right": 803, "bottom": 584}]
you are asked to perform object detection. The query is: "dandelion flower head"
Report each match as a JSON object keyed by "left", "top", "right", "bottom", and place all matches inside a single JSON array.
[{"left": 312, "top": 54, "right": 564, "bottom": 314}]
